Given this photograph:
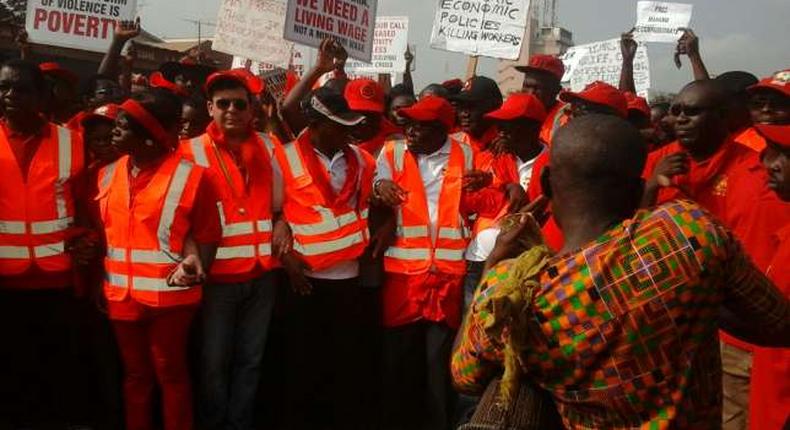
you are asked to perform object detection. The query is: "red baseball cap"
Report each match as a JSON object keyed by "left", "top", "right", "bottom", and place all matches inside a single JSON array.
[
  {"left": 624, "top": 91, "right": 651, "bottom": 118},
  {"left": 39, "top": 62, "right": 79, "bottom": 86},
  {"left": 149, "top": 72, "right": 190, "bottom": 97},
  {"left": 755, "top": 123, "right": 790, "bottom": 148},
  {"left": 204, "top": 69, "right": 264, "bottom": 96},
  {"left": 344, "top": 78, "right": 385, "bottom": 113},
  {"left": 398, "top": 95, "right": 456, "bottom": 130},
  {"left": 81, "top": 103, "right": 121, "bottom": 125},
  {"left": 748, "top": 69, "right": 790, "bottom": 98},
  {"left": 560, "top": 81, "right": 628, "bottom": 118},
  {"left": 515, "top": 55, "right": 565, "bottom": 80},
  {"left": 485, "top": 93, "right": 547, "bottom": 122}
]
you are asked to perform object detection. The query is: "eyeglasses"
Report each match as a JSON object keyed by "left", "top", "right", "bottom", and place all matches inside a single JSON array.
[
  {"left": 669, "top": 104, "right": 717, "bottom": 117},
  {"left": 214, "top": 98, "right": 249, "bottom": 111},
  {"left": 748, "top": 95, "right": 790, "bottom": 111},
  {"left": 0, "top": 82, "right": 36, "bottom": 94}
]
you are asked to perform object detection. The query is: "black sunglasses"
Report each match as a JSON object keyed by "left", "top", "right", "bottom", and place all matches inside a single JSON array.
[
  {"left": 669, "top": 104, "right": 717, "bottom": 117},
  {"left": 215, "top": 98, "right": 249, "bottom": 111}
]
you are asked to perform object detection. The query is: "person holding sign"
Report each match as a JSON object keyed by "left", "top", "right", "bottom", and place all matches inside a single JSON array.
[{"left": 274, "top": 86, "right": 376, "bottom": 429}]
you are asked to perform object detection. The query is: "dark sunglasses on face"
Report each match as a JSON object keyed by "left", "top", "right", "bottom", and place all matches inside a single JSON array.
[
  {"left": 0, "top": 82, "right": 36, "bottom": 94},
  {"left": 669, "top": 104, "right": 716, "bottom": 117},
  {"left": 215, "top": 98, "right": 249, "bottom": 111},
  {"left": 748, "top": 95, "right": 790, "bottom": 110}
]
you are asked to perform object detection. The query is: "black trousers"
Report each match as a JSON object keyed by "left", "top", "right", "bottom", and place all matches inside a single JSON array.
[
  {"left": 282, "top": 276, "right": 365, "bottom": 430},
  {"left": 380, "top": 321, "right": 457, "bottom": 430},
  {"left": 0, "top": 288, "right": 94, "bottom": 428}
]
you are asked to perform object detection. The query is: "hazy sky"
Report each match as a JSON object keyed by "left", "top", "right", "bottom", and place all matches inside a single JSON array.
[{"left": 140, "top": 0, "right": 790, "bottom": 92}]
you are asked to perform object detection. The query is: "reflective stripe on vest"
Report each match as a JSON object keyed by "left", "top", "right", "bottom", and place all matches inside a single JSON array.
[
  {"left": 55, "top": 127, "right": 71, "bottom": 219},
  {"left": 290, "top": 207, "right": 360, "bottom": 236},
  {"left": 293, "top": 231, "right": 365, "bottom": 256},
  {"left": 190, "top": 137, "right": 210, "bottom": 167},
  {"left": 384, "top": 246, "right": 430, "bottom": 260},
  {"left": 400, "top": 225, "right": 429, "bottom": 238},
  {"left": 106, "top": 247, "right": 179, "bottom": 264},
  {"left": 435, "top": 248, "right": 465, "bottom": 261},
  {"left": 100, "top": 161, "right": 118, "bottom": 191},
  {"left": 0, "top": 218, "right": 70, "bottom": 235},
  {"left": 438, "top": 227, "right": 465, "bottom": 240},
  {"left": 283, "top": 142, "right": 305, "bottom": 177},
  {"left": 0, "top": 242, "right": 68, "bottom": 259},
  {"left": 214, "top": 243, "right": 272, "bottom": 260},
  {"left": 157, "top": 160, "right": 193, "bottom": 260},
  {"left": 106, "top": 273, "right": 190, "bottom": 292}
]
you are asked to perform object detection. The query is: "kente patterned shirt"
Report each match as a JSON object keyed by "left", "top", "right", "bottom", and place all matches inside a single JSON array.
[{"left": 451, "top": 200, "right": 789, "bottom": 429}]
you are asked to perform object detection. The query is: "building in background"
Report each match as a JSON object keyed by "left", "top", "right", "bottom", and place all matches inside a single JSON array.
[{"left": 497, "top": 0, "right": 573, "bottom": 94}]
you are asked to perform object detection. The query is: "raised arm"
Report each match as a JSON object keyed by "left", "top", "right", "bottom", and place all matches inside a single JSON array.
[
  {"left": 281, "top": 38, "right": 346, "bottom": 134},
  {"left": 675, "top": 28, "right": 710, "bottom": 81},
  {"left": 619, "top": 30, "right": 637, "bottom": 94},
  {"left": 402, "top": 46, "right": 415, "bottom": 96},
  {"left": 98, "top": 18, "right": 141, "bottom": 81}
]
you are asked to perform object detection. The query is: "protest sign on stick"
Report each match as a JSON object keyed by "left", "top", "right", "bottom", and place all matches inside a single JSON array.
[
  {"left": 561, "top": 38, "right": 651, "bottom": 99},
  {"left": 633, "top": 1, "right": 692, "bottom": 43},
  {"left": 284, "top": 0, "right": 378, "bottom": 63},
  {"left": 214, "top": 0, "right": 295, "bottom": 68},
  {"left": 25, "top": 0, "right": 137, "bottom": 52},
  {"left": 430, "top": 0, "right": 530, "bottom": 60},
  {"left": 465, "top": 56, "right": 479, "bottom": 80},
  {"left": 345, "top": 16, "right": 408, "bottom": 75}
]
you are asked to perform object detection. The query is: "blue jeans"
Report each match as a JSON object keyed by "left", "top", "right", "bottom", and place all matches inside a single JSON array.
[
  {"left": 199, "top": 272, "right": 277, "bottom": 430},
  {"left": 462, "top": 260, "right": 487, "bottom": 314}
]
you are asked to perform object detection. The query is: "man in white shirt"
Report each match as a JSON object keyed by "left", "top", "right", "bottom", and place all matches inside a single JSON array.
[{"left": 462, "top": 93, "right": 549, "bottom": 309}]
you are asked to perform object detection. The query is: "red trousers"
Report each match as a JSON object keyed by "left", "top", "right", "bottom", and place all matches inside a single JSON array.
[{"left": 111, "top": 305, "right": 196, "bottom": 430}]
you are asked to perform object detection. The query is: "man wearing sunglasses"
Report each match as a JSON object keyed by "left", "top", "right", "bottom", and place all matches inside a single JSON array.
[
  {"left": 643, "top": 79, "right": 790, "bottom": 430},
  {"left": 178, "top": 69, "right": 284, "bottom": 430}
]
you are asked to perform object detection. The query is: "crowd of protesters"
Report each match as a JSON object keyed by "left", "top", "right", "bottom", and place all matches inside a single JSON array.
[{"left": 0, "top": 17, "right": 787, "bottom": 430}]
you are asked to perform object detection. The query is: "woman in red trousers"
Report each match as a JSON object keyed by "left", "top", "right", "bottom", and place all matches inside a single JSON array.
[{"left": 96, "top": 88, "right": 220, "bottom": 430}]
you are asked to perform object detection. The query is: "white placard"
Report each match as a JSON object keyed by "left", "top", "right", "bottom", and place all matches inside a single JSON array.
[
  {"left": 25, "top": 0, "right": 137, "bottom": 52},
  {"left": 633, "top": 1, "right": 692, "bottom": 43},
  {"left": 346, "top": 16, "right": 408, "bottom": 75},
  {"left": 284, "top": 0, "right": 378, "bottom": 63},
  {"left": 214, "top": 0, "right": 295, "bottom": 69},
  {"left": 232, "top": 45, "right": 313, "bottom": 78},
  {"left": 429, "top": 0, "right": 530, "bottom": 60},
  {"left": 560, "top": 38, "right": 651, "bottom": 99}
]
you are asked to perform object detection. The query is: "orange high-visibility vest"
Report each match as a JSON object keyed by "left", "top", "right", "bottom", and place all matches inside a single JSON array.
[
  {"left": 275, "top": 137, "right": 375, "bottom": 272},
  {"left": 0, "top": 123, "right": 84, "bottom": 275},
  {"left": 382, "top": 138, "right": 474, "bottom": 276},
  {"left": 180, "top": 132, "right": 278, "bottom": 276},
  {"left": 97, "top": 153, "right": 204, "bottom": 307}
]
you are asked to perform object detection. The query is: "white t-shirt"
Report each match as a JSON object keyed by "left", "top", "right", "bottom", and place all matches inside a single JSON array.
[
  {"left": 464, "top": 149, "right": 544, "bottom": 262},
  {"left": 375, "top": 139, "right": 452, "bottom": 243}
]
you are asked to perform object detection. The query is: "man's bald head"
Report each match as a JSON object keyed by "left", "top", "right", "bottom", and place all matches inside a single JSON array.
[
  {"left": 551, "top": 114, "right": 647, "bottom": 187},
  {"left": 673, "top": 80, "right": 730, "bottom": 157},
  {"left": 549, "top": 115, "right": 647, "bottom": 222}
]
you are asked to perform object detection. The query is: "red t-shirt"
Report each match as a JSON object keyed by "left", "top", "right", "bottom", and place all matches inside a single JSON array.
[{"left": 749, "top": 224, "right": 790, "bottom": 430}]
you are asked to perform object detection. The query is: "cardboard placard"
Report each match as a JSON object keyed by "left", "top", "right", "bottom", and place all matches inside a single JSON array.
[
  {"left": 345, "top": 16, "right": 408, "bottom": 74},
  {"left": 25, "top": 0, "right": 137, "bottom": 52},
  {"left": 633, "top": 1, "right": 692, "bottom": 43},
  {"left": 213, "top": 0, "right": 294, "bottom": 69},
  {"left": 284, "top": 0, "right": 378, "bottom": 63},
  {"left": 561, "top": 38, "right": 651, "bottom": 99},
  {"left": 429, "top": 0, "right": 530, "bottom": 60}
]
